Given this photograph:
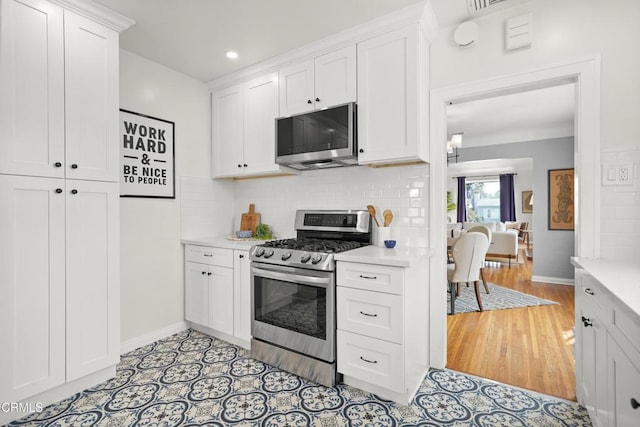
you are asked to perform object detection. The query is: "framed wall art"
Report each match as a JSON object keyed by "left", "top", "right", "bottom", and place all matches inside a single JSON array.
[
  {"left": 120, "top": 109, "right": 175, "bottom": 199},
  {"left": 548, "top": 168, "right": 574, "bottom": 230},
  {"left": 522, "top": 190, "right": 533, "bottom": 213}
]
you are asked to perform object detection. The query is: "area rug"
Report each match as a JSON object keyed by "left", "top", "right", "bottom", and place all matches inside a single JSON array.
[{"left": 448, "top": 282, "right": 558, "bottom": 314}]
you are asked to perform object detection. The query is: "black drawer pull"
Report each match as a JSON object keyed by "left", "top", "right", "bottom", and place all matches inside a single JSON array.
[
  {"left": 201, "top": 271, "right": 206, "bottom": 275},
  {"left": 54, "top": 162, "right": 62, "bottom": 167},
  {"left": 584, "top": 288, "right": 594, "bottom": 295},
  {"left": 70, "top": 189, "right": 78, "bottom": 194},
  {"left": 55, "top": 188, "right": 63, "bottom": 194},
  {"left": 239, "top": 254, "right": 244, "bottom": 259},
  {"left": 582, "top": 316, "right": 593, "bottom": 327},
  {"left": 631, "top": 398, "right": 639, "bottom": 410},
  {"left": 204, "top": 254, "right": 213, "bottom": 257},
  {"left": 71, "top": 163, "right": 78, "bottom": 169},
  {"left": 207, "top": 272, "right": 212, "bottom": 276},
  {"left": 360, "top": 356, "right": 377, "bottom": 364},
  {"left": 359, "top": 275, "right": 377, "bottom": 280},
  {"left": 360, "top": 311, "right": 378, "bottom": 317}
]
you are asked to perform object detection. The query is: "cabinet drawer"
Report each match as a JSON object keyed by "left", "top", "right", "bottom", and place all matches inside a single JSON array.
[
  {"left": 185, "top": 245, "right": 233, "bottom": 267},
  {"left": 337, "top": 287, "right": 403, "bottom": 344},
  {"left": 337, "top": 262, "right": 403, "bottom": 295},
  {"left": 337, "top": 330, "right": 404, "bottom": 393},
  {"left": 611, "top": 299, "right": 640, "bottom": 356}
]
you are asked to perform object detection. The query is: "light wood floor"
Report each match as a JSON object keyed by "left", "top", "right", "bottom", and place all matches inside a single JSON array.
[{"left": 447, "top": 249, "right": 577, "bottom": 401}]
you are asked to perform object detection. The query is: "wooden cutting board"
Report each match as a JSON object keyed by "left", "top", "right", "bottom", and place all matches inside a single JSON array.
[{"left": 240, "top": 204, "right": 260, "bottom": 236}]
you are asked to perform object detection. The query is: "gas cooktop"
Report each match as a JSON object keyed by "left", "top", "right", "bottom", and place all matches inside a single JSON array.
[{"left": 249, "top": 210, "right": 372, "bottom": 271}]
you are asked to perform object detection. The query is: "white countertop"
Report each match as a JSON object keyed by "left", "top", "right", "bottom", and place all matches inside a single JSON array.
[
  {"left": 181, "top": 235, "right": 263, "bottom": 251},
  {"left": 335, "top": 245, "right": 432, "bottom": 268},
  {"left": 571, "top": 257, "right": 640, "bottom": 317}
]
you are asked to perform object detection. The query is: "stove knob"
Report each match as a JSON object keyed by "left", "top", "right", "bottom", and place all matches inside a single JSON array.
[
  {"left": 311, "top": 254, "right": 323, "bottom": 264},
  {"left": 300, "top": 252, "right": 311, "bottom": 263},
  {"left": 254, "top": 247, "right": 265, "bottom": 257},
  {"left": 264, "top": 249, "right": 274, "bottom": 258},
  {"left": 281, "top": 251, "right": 292, "bottom": 261}
]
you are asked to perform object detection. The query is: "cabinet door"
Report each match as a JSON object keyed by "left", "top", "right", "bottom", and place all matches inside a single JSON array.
[
  {"left": 65, "top": 180, "right": 119, "bottom": 381},
  {"left": 315, "top": 45, "right": 357, "bottom": 109},
  {"left": 279, "top": 59, "right": 315, "bottom": 116},
  {"left": 243, "top": 73, "right": 280, "bottom": 175},
  {"left": 576, "top": 298, "right": 608, "bottom": 426},
  {"left": 208, "top": 266, "right": 234, "bottom": 336},
  {"left": 357, "top": 26, "right": 419, "bottom": 164},
  {"left": 64, "top": 11, "right": 119, "bottom": 182},
  {"left": 0, "top": 0, "right": 65, "bottom": 178},
  {"left": 233, "top": 251, "right": 251, "bottom": 346},
  {"left": 185, "top": 261, "right": 210, "bottom": 326},
  {"left": 212, "top": 84, "right": 244, "bottom": 177},
  {"left": 608, "top": 335, "right": 640, "bottom": 427},
  {"left": 0, "top": 175, "right": 66, "bottom": 402}
]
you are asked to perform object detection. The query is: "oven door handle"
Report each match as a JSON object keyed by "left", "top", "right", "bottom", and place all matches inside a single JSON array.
[{"left": 251, "top": 265, "right": 331, "bottom": 287}]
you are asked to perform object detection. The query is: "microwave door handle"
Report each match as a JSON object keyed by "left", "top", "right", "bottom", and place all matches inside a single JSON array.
[{"left": 251, "top": 265, "right": 331, "bottom": 287}]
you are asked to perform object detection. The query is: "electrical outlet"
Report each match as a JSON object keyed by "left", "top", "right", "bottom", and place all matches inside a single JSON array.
[{"left": 602, "top": 164, "right": 633, "bottom": 185}]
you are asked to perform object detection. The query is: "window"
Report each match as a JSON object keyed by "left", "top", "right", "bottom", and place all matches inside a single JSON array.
[{"left": 466, "top": 179, "right": 500, "bottom": 223}]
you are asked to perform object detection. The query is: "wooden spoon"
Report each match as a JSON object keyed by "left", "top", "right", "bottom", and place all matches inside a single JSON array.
[
  {"left": 367, "top": 204, "right": 380, "bottom": 227},
  {"left": 383, "top": 209, "right": 393, "bottom": 227}
]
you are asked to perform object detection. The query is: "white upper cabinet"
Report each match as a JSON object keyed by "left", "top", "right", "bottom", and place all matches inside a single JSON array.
[
  {"left": 0, "top": 0, "right": 119, "bottom": 182},
  {"left": 0, "top": 0, "right": 65, "bottom": 178},
  {"left": 64, "top": 12, "right": 119, "bottom": 182},
  {"left": 212, "top": 84, "right": 244, "bottom": 177},
  {"left": 279, "top": 45, "right": 356, "bottom": 116},
  {"left": 357, "top": 25, "right": 429, "bottom": 165},
  {"left": 212, "top": 73, "right": 293, "bottom": 178}
]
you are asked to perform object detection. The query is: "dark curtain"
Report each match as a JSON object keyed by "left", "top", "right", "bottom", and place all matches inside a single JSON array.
[
  {"left": 499, "top": 173, "right": 516, "bottom": 222},
  {"left": 456, "top": 177, "right": 466, "bottom": 223}
]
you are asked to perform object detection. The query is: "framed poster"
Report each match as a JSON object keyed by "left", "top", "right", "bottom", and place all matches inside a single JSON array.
[
  {"left": 120, "top": 109, "right": 175, "bottom": 198},
  {"left": 522, "top": 190, "right": 533, "bottom": 213},
  {"left": 548, "top": 168, "right": 574, "bottom": 230}
]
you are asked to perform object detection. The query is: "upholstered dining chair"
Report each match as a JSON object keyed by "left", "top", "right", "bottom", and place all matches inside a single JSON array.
[
  {"left": 466, "top": 225, "right": 492, "bottom": 293},
  {"left": 447, "top": 232, "right": 490, "bottom": 314}
]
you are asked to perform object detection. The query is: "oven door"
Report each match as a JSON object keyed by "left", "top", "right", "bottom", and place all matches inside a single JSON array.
[{"left": 251, "top": 262, "right": 335, "bottom": 362}]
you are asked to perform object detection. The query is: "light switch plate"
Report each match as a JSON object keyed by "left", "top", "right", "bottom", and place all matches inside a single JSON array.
[{"left": 602, "top": 164, "right": 633, "bottom": 185}]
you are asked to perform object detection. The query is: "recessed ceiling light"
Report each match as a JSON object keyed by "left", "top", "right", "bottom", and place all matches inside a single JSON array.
[{"left": 225, "top": 51, "right": 238, "bottom": 59}]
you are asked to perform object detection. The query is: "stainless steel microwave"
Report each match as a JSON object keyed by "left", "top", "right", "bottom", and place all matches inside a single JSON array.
[{"left": 275, "top": 102, "right": 357, "bottom": 170}]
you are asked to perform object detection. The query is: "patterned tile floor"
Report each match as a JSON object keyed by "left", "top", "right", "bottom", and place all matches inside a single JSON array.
[{"left": 9, "top": 329, "right": 592, "bottom": 426}]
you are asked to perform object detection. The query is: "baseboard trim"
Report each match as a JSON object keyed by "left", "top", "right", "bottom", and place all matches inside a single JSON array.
[
  {"left": 531, "top": 275, "right": 575, "bottom": 286},
  {"left": 120, "top": 321, "right": 190, "bottom": 354}
]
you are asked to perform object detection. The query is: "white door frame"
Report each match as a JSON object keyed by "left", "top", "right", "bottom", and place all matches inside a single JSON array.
[{"left": 428, "top": 56, "right": 601, "bottom": 368}]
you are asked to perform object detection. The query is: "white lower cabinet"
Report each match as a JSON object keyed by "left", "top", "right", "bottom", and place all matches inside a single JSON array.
[
  {"left": 0, "top": 175, "right": 119, "bottom": 423},
  {"left": 184, "top": 245, "right": 251, "bottom": 348},
  {"left": 574, "top": 265, "right": 640, "bottom": 427},
  {"left": 336, "top": 258, "right": 428, "bottom": 404}
]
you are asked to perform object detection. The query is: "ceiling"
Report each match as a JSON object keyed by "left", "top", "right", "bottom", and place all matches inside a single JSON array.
[{"left": 92, "top": 0, "right": 574, "bottom": 150}]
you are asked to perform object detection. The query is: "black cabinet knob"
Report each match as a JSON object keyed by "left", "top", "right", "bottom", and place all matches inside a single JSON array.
[
  {"left": 315, "top": 97, "right": 320, "bottom": 102},
  {"left": 307, "top": 99, "right": 312, "bottom": 104},
  {"left": 359, "top": 148, "right": 364, "bottom": 153},
  {"left": 581, "top": 316, "right": 592, "bottom": 327},
  {"left": 243, "top": 164, "right": 248, "bottom": 167},
  {"left": 71, "top": 164, "right": 78, "bottom": 169},
  {"left": 55, "top": 188, "right": 63, "bottom": 194},
  {"left": 239, "top": 254, "right": 244, "bottom": 259},
  {"left": 238, "top": 164, "right": 242, "bottom": 168},
  {"left": 631, "top": 398, "right": 639, "bottom": 410},
  {"left": 54, "top": 162, "right": 62, "bottom": 168},
  {"left": 207, "top": 272, "right": 212, "bottom": 276},
  {"left": 201, "top": 271, "right": 206, "bottom": 275},
  {"left": 585, "top": 288, "right": 595, "bottom": 295},
  {"left": 71, "top": 189, "right": 78, "bottom": 195}
]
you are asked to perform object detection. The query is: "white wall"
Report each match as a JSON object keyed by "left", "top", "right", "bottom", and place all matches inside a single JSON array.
[
  {"left": 119, "top": 50, "right": 212, "bottom": 342},
  {"left": 431, "top": 0, "right": 640, "bottom": 260}
]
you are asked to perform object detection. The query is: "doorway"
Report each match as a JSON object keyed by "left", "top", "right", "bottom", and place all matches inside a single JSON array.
[{"left": 428, "top": 57, "right": 601, "bottom": 394}]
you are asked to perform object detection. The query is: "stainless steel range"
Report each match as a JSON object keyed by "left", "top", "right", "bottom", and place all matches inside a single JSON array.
[{"left": 250, "top": 210, "right": 371, "bottom": 386}]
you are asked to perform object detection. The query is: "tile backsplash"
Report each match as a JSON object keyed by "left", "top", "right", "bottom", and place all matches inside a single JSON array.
[
  {"left": 181, "top": 164, "right": 430, "bottom": 248},
  {"left": 600, "top": 147, "right": 640, "bottom": 261}
]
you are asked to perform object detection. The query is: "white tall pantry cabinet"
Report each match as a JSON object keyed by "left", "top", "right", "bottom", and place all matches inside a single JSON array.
[{"left": 0, "top": 0, "right": 132, "bottom": 424}]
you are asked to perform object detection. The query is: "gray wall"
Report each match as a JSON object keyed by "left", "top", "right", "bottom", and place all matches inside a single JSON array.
[{"left": 457, "top": 137, "right": 574, "bottom": 281}]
